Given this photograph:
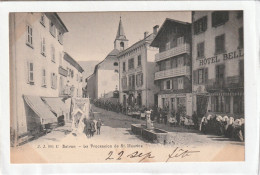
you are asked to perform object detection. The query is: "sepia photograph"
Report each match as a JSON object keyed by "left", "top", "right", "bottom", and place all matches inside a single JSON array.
[{"left": 8, "top": 10, "right": 246, "bottom": 164}]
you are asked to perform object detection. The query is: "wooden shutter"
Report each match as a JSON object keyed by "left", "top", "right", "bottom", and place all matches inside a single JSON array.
[
  {"left": 193, "top": 70, "right": 198, "bottom": 84},
  {"left": 204, "top": 68, "right": 208, "bottom": 83}
]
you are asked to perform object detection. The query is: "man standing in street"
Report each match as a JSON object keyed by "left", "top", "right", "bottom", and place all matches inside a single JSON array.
[{"left": 96, "top": 119, "right": 102, "bottom": 135}]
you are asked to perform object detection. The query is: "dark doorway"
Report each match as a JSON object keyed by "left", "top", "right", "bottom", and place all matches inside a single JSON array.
[{"left": 196, "top": 95, "right": 208, "bottom": 118}]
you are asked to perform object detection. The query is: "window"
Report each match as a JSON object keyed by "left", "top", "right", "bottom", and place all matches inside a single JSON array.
[
  {"left": 114, "top": 69, "right": 119, "bottom": 73},
  {"left": 27, "top": 62, "right": 34, "bottom": 84},
  {"left": 177, "top": 36, "right": 184, "bottom": 46},
  {"left": 172, "top": 39, "right": 177, "bottom": 48},
  {"left": 171, "top": 58, "right": 177, "bottom": 68},
  {"left": 166, "top": 41, "right": 171, "bottom": 50},
  {"left": 171, "top": 98, "right": 176, "bottom": 111},
  {"left": 215, "top": 34, "right": 225, "bottom": 54},
  {"left": 40, "top": 13, "right": 45, "bottom": 26},
  {"left": 49, "top": 22, "right": 56, "bottom": 37},
  {"left": 41, "top": 37, "right": 46, "bottom": 56},
  {"left": 160, "top": 61, "right": 166, "bottom": 71},
  {"left": 42, "top": 69, "right": 46, "bottom": 87},
  {"left": 59, "top": 52, "right": 63, "bottom": 66},
  {"left": 198, "top": 69, "right": 204, "bottom": 84},
  {"left": 239, "top": 27, "right": 243, "bottom": 48},
  {"left": 114, "top": 62, "right": 118, "bottom": 66},
  {"left": 212, "top": 11, "right": 229, "bottom": 27},
  {"left": 137, "top": 55, "right": 142, "bottom": 66},
  {"left": 121, "top": 77, "right": 127, "bottom": 89},
  {"left": 173, "top": 78, "right": 178, "bottom": 90},
  {"left": 225, "top": 96, "right": 230, "bottom": 113},
  {"left": 164, "top": 80, "right": 172, "bottom": 90},
  {"left": 177, "top": 57, "right": 184, "bottom": 67},
  {"left": 120, "top": 42, "right": 124, "bottom": 50},
  {"left": 194, "top": 16, "right": 207, "bottom": 35},
  {"left": 194, "top": 68, "right": 208, "bottom": 85},
  {"left": 197, "top": 42, "right": 204, "bottom": 58},
  {"left": 26, "top": 25, "right": 33, "bottom": 47},
  {"left": 216, "top": 64, "right": 225, "bottom": 84},
  {"left": 136, "top": 73, "right": 143, "bottom": 87},
  {"left": 128, "top": 58, "right": 134, "bottom": 70},
  {"left": 123, "top": 62, "right": 126, "bottom": 71},
  {"left": 178, "top": 77, "right": 183, "bottom": 89},
  {"left": 51, "top": 46, "right": 55, "bottom": 62},
  {"left": 51, "top": 73, "right": 57, "bottom": 89},
  {"left": 233, "top": 95, "right": 244, "bottom": 114},
  {"left": 128, "top": 75, "right": 135, "bottom": 88},
  {"left": 58, "top": 31, "right": 63, "bottom": 45}
]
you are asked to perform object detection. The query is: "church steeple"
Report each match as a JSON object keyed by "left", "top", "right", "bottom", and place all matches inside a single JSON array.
[{"left": 114, "top": 16, "right": 128, "bottom": 51}]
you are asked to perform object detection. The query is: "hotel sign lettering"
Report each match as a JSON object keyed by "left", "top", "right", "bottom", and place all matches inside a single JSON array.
[{"left": 199, "top": 49, "right": 244, "bottom": 66}]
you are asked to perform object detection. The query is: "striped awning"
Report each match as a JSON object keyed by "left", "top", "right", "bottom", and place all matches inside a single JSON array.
[
  {"left": 42, "top": 97, "right": 69, "bottom": 116},
  {"left": 23, "top": 95, "right": 57, "bottom": 124}
]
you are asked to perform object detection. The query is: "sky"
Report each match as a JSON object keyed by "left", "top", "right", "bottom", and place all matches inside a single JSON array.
[{"left": 58, "top": 12, "right": 191, "bottom": 62}]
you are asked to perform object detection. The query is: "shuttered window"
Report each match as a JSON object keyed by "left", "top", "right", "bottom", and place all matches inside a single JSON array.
[
  {"left": 42, "top": 69, "right": 46, "bottom": 87},
  {"left": 27, "top": 62, "right": 34, "bottom": 84},
  {"left": 26, "top": 25, "right": 33, "bottom": 47},
  {"left": 194, "top": 16, "right": 207, "bottom": 35},
  {"left": 212, "top": 11, "right": 229, "bottom": 27},
  {"left": 215, "top": 34, "right": 225, "bottom": 54},
  {"left": 197, "top": 42, "right": 204, "bottom": 58}
]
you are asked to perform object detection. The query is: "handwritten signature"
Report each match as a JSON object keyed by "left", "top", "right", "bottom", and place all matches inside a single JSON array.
[
  {"left": 105, "top": 147, "right": 200, "bottom": 162},
  {"left": 165, "top": 147, "right": 200, "bottom": 162}
]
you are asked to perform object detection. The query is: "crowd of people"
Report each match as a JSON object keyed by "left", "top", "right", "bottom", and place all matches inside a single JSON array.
[
  {"left": 82, "top": 118, "right": 102, "bottom": 138},
  {"left": 92, "top": 99, "right": 244, "bottom": 142},
  {"left": 199, "top": 114, "right": 244, "bottom": 141}
]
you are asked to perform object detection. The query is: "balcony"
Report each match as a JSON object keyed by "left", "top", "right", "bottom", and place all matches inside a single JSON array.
[
  {"left": 205, "top": 76, "right": 244, "bottom": 92},
  {"left": 58, "top": 66, "right": 68, "bottom": 77},
  {"left": 122, "top": 85, "right": 135, "bottom": 93},
  {"left": 154, "top": 66, "right": 190, "bottom": 80},
  {"left": 155, "top": 43, "right": 190, "bottom": 62}
]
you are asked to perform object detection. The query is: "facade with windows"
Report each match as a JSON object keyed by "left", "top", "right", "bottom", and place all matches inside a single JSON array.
[
  {"left": 86, "top": 18, "right": 127, "bottom": 100},
  {"left": 150, "top": 18, "right": 192, "bottom": 117},
  {"left": 10, "top": 12, "right": 69, "bottom": 142},
  {"left": 192, "top": 11, "right": 244, "bottom": 118},
  {"left": 118, "top": 28, "right": 159, "bottom": 108},
  {"left": 61, "top": 52, "right": 84, "bottom": 98}
]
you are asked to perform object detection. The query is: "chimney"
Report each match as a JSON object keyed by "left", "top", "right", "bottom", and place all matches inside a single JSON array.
[
  {"left": 144, "top": 31, "right": 149, "bottom": 39},
  {"left": 153, "top": 25, "right": 159, "bottom": 35}
]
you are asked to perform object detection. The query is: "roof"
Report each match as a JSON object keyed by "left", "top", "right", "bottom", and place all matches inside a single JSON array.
[
  {"left": 115, "top": 17, "right": 127, "bottom": 40},
  {"left": 64, "top": 52, "right": 84, "bottom": 73},
  {"left": 150, "top": 18, "right": 191, "bottom": 47},
  {"left": 45, "top": 13, "right": 69, "bottom": 33},
  {"left": 92, "top": 48, "right": 119, "bottom": 74},
  {"left": 118, "top": 33, "right": 155, "bottom": 57},
  {"left": 23, "top": 95, "right": 57, "bottom": 124}
]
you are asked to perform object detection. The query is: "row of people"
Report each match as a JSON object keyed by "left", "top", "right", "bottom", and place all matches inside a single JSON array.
[{"left": 200, "top": 114, "right": 244, "bottom": 141}]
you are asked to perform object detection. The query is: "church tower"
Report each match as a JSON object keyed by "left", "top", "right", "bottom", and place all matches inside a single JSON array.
[{"left": 114, "top": 17, "right": 128, "bottom": 51}]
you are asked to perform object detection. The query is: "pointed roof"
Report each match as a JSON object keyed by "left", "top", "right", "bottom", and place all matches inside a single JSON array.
[{"left": 115, "top": 17, "right": 127, "bottom": 40}]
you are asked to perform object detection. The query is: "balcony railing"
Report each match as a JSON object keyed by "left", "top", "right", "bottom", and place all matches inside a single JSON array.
[
  {"left": 154, "top": 66, "right": 190, "bottom": 80},
  {"left": 205, "top": 76, "right": 244, "bottom": 91},
  {"left": 122, "top": 85, "right": 135, "bottom": 92},
  {"left": 155, "top": 43, "right": 190, "bottom": 62}
]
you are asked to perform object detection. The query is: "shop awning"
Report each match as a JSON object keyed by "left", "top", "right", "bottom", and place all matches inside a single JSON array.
[
  {"left": 23, "top": 95, "right": 57, "bottom": 124},
  {"left": 42, "top": 97, "right": 69, "bottom": 116}
]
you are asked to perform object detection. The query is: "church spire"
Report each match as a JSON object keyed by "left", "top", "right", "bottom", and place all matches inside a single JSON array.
[
  {"left": 115, "top": 16, "right": 126, "bottom": 40},
  {"left": 114, "top": 17, "right": 128, "bottom": 51}
]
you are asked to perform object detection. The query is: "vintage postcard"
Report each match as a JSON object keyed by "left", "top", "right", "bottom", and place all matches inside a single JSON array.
[{"left": 8, "top": 10, "right": 248, "bottom": 164}]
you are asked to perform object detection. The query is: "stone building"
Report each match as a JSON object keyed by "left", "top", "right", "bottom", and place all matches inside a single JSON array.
[
  {"left": 118, "top": 27, "right": 159, "bottom": 109},
  {"left": 86, "top": 17, "right": 128, "bottom": 100},
  {"left": 191, "top": 11, "right": 244, "bottom": 118},
  {"left": 10, "top": 12, "right": 69, "bottom": 143},
  {"left": 150, "top": 18, "right": 193, "bottom": 117}
]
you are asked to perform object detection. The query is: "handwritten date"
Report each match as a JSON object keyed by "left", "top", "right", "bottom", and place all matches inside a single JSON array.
[{"left": 105, "top": 151, "right": 154, "bottom": 162}]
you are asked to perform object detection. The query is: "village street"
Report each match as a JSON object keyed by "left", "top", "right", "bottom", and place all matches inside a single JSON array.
[{"left": 11, "top": 105, "right": 245, "bottom": 163}]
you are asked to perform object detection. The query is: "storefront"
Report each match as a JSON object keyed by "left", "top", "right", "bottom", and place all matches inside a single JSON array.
[{"left": 158, "top": 93, "right": 192, "bottom": 117}]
